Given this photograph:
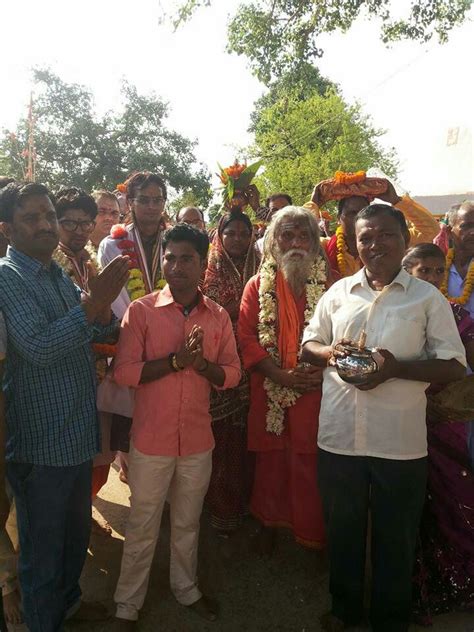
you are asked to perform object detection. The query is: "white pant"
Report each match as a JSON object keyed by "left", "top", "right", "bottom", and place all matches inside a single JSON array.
[{"left": 115, "top": 445, "right": 212, "bottom": 621}]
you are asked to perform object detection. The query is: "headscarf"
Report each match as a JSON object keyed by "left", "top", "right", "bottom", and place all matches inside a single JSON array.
[{"left": 203, "top": 210, "right": 259, "bottom": 323}]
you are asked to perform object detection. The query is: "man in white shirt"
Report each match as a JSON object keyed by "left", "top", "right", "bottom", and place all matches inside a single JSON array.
[{"left": 301, "top": 204, "right": 466, "bottom": 632}]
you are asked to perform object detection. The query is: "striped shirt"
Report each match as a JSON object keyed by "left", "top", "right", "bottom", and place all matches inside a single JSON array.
[{"left": 0, "top": 247, "right": 115, "bottom": 466}]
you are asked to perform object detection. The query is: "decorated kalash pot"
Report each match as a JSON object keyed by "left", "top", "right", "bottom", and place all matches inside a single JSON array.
[{"left": 335, "top": 330, "right": 380, "bottom": 385}]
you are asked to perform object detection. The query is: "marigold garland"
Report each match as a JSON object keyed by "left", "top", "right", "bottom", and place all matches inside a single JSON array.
[
  {"left": 334, "top": 170, "right": 366, "bottom": 185},
  {"left": 335, "top": 226, "right": 348, "bottom": 277},
  {"left": 52, "top": 242, "right": 99, "bottom": 279},
  {"left": 440, "top": 248, "right": 474, "bottom": 305},
  {"left": 258, "top": 255, "right": 327, "bottom": 435}
]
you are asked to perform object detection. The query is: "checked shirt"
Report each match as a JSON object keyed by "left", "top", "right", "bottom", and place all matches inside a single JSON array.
[{"left": 0, "top": 247, "right": 116, "bottom": 466}]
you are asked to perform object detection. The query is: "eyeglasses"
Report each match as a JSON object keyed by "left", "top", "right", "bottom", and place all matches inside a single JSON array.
[
  {"left": 133, "top": 195, "right": 165, "bottom": 206},
  {"left": 59, "top": 219, "right": 96, "bottom": 233}
]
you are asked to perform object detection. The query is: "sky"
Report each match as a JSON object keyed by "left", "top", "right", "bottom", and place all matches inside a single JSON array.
[{"left": 1, "top": 0, "right": 473, "bottom": 197}]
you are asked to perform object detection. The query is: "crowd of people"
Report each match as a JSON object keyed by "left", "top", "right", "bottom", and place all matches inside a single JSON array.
[{"left": 0, "top": 168, "right": 472, "bottom": 632}]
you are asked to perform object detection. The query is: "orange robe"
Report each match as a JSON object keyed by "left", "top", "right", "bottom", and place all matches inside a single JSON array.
[{"left": 238, "top": 274, "right": 325, "bottom": 548}]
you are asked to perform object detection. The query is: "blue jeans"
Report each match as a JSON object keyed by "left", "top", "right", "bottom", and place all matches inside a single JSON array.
[{"left": 7, "top": 460, "right": 92, "bottom": 632}]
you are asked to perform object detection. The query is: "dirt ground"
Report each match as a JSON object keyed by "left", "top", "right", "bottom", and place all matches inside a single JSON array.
[{"left": 65, "top": 464, "right": 474, "bottom": 632}]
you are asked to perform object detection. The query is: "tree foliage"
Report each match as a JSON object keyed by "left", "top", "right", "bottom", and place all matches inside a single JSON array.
[
  {"left": 0, "top": 69, "right": 211, "bottom": 204},
  {"left": 171, "top": 0, "right": 471, "bottom": 84},
  {"left": 248, "top": 68, "right": 398, "bottom": 205}
]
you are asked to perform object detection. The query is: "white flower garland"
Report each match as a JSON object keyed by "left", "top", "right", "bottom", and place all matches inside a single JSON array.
[{"left": 258, "top": 255, "right": 327, "bottom": 435}]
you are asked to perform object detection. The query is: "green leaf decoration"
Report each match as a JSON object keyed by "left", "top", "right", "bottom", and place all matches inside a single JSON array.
[{"left": 235, "top": 159, "right": 263, "bottom": 189}]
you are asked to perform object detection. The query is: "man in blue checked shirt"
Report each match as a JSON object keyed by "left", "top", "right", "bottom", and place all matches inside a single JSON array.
[{"left": 0, "top": 182, "right": 129, "bottom": 632}]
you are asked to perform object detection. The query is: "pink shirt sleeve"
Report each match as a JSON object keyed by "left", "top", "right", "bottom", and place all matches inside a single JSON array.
[
  {"left": 113, "top": 300, "right": 147, "bottom": 388},
  {"left": 214, "top": 309, "right": 241, "bottom": 390}
]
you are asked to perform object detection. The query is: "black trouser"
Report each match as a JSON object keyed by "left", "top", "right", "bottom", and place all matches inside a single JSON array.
[{"left": 318, "top": 448, "right": 427, "bottom": 632}]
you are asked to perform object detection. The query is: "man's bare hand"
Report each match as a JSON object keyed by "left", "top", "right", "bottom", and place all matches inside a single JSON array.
[
  {"left": 274, "top": 365, "right": 323, "bottom": 393},
  {"left": 356, "top": 348, "right": 398, "bottom": 391},
  {"left": 176, "top": 325, "right": 204, "bottom": 369},
  {"left": 376, "top": 180, "right": 401, "bottom": 206},
  {"left": 310, "top": 183, "right": 323, "bottom": 207},
  {"left": 328, "top": 339, "right": 353, "bottom": 367},
  {"left": 245, "top": 184, "right": 261, "bottom": 212},
  {"left": 85, "top": 256, "right": 130, "bottom": 321}
]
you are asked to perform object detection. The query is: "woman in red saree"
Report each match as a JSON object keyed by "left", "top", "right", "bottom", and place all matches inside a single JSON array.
[{"left": 202, "top": 210, "right": 259, "bottom": 532}]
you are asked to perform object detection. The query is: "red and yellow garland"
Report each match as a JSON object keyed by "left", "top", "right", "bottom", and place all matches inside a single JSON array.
[
  {"left": 110, "top": 224, "right": 166, "bottom": 301},
  {"left": 440, "top": 248, "right": 474, "bottom": 305}
]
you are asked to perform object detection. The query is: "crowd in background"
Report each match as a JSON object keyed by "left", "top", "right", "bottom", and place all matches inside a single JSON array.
[{"left": 0, "top": 170, "right": 472, "bottom": 632}]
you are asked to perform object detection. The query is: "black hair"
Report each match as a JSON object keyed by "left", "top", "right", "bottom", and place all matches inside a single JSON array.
[
  {"left": 337, "top": 195, "right": 369, "bottom": 217},
  {"left": 356, "top": 203, "right": 410, "bottom": 243},
  {"left": 265, "top": 193, "right": 292, "bottom": 207},
  {"left": 54, "top": 187, "right": 97, "bottom": 221},
  {"left": 126, "top": 172, "right": 167, "bottom": 201},
  {"left": 402, "top": 243, "right": 445, "bottom": 271},
  {"left": 218, "top": 209, "right": 253, "bottom": 236},
  {"left": 162, "top": 223, "right": 209, "bottom": 260},
  {"left": 0, "top": 182, "right": 52, "bottom": 222}
]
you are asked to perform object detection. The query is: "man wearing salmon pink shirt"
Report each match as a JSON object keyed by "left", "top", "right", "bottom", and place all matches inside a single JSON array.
[{"left": 111, "top": 223, "right": 241, "bottom": 630}]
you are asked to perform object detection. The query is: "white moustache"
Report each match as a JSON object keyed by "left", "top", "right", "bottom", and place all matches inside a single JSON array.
[{"left": 283, "top": 248, "right": 308, "bottom": 259}]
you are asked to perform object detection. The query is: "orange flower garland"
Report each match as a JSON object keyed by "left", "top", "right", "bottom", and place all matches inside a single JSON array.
[
  {"left": 334, "top": 170, "right": 366, "bottom": 185},
  {"left": 336, "top": 226, "right": 348, "bottom": 277},
  {"left": 440, "top": 248, "right": 474, "bottom": 305}
]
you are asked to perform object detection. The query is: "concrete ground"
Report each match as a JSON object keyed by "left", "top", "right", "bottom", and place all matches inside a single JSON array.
[{"left": 66, "top": 464, "right": 474, "bottom": 632}]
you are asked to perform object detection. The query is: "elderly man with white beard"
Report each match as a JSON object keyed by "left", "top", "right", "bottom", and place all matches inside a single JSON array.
[{"left": 238, "top": 206, "right": 329, "bottom": 553}]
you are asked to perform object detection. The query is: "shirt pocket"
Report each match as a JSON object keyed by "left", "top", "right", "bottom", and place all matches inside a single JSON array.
[{"left": 381, "top": 313, "right": 426, "bottom": 360}]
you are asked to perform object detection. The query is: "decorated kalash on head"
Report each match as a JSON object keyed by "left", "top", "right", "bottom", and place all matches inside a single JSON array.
[
  {"left": 218, "top": 159, "right": 263, "bottom": 213},
  {"left": 305, "top": 170, "right": 440, "bottom": 278}
]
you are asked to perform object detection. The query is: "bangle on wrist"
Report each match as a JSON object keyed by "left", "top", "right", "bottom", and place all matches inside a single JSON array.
[
  {"left": 170, "top": 353, "right": 183, "bottom": 372},
  {"left": 197, "top": 359, "right": 209, "bottom": 373},
  {"left": 168, "top": 353, "right": 178, "bottom": 372}
]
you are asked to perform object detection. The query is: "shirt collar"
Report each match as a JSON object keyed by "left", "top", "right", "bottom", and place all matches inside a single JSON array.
[
  {"left": 7, "top": 246, "right": 63, "bottom": 278},
  {"left": 154, "top": 285, "right": 208, "bottom": 311},
  {"left": 348, "top": 266, "right": 411, "bottom": 293}
]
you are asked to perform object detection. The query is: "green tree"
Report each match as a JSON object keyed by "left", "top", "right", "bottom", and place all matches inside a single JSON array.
[
  {"left": 0, "top": 69, "right": 211, "bottom": 205},
  {"left": 170, "top": 0, "right": 471, "bottom": 84},
  {"left": 167, "top": 189, "right": 208, "bottom": 220},
  {"left": 249, "top": 79, "right": 398, "bottom": 205}
]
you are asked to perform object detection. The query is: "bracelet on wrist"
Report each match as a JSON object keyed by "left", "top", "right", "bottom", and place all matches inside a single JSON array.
[
  {"left": 170, "top": 353, "right": 184, "bottom": 372},
  {"left": 168, "top": 353, "right": 178, "bottom": 372}
]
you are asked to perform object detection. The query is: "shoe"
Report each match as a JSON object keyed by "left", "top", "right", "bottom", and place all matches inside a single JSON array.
[
  {"left": 187, "top": 595, "right": 218, "bottom": 622},
  {"left": 109, "top": 617, "right": 137, "bottom": 631},
  {"left": 68, "top": 600, "right": 110, "bottom": 622},
  {"left": 320, "top": 612, "right": 345, "bottom": 631}
]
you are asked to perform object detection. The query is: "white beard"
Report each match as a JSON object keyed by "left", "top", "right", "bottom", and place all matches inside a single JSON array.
[{"left": 279, "top": 249, "right": 313, "bottom": 296}]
